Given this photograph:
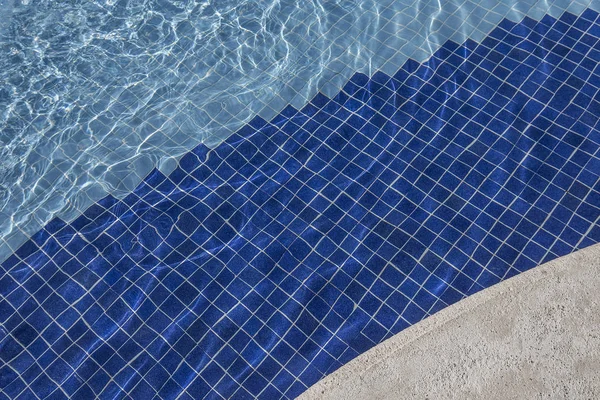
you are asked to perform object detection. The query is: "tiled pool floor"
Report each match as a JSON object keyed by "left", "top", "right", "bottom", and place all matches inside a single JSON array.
[{"left": 2, "top": 5, "right": 600, "bottom": 400}]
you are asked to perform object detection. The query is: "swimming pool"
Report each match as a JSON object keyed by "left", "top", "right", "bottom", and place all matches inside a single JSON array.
[{"left": 1, "top": 0, "right": 600, "bottom": 398}]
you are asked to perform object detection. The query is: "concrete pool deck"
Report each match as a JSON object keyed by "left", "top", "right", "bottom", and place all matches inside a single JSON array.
[{"left": 301, "top": 243, "right": 600, "bottom": 399}]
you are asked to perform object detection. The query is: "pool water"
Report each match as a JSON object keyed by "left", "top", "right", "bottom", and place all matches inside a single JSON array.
[
  {"left": 1, "top": 0, "right": 592, "bottom": 257},
  {"left": 1, "top": 0, "right": 600, "bottom": 399}
]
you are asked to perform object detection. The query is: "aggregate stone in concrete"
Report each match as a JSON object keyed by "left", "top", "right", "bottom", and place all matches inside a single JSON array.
[{"left": 301, "top": 243, "right": 600, "bottom": 400}]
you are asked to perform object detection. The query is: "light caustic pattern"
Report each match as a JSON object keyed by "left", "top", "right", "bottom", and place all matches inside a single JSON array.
[
  {"left": 0, "top": 0, "right": 596, "bottom": 262},
  {"left": 0, "top": 0, "right": 349, "bottom": 256}
]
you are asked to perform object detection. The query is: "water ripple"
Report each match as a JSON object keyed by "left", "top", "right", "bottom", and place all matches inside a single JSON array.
[
  {"left": 0, "top": 0, "right": 587, "bottom": 257},
  {"left": 0, "top": 0, "right": 360, "bottom": 246}
]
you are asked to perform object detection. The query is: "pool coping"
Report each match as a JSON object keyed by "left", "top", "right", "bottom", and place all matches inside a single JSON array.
[{"left": 301, "top": 242, "right": 600, "bottom": 399}]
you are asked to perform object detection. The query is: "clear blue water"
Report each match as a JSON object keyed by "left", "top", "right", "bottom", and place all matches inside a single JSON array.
[
  {"left": 0, "top": 0, "right": 357, "bottom": 252},
  {"left": 1, "top": 0, "right": 590, "bottom": 259}
]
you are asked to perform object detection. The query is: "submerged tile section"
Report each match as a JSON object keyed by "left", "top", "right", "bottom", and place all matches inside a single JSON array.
[{"left": 3, "top": 9, "right": 600, "bottom": 399}]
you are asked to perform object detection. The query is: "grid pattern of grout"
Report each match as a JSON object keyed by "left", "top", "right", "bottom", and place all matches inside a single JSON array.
[
  {"left": 1, "top": 0, "right": 597, "bottom": 266},
  {"left": 2, "top": 8, "right": 600, "bottom": 399}
]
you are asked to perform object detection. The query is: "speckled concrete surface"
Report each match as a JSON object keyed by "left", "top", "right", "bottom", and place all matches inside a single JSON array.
[{"left": 301, "top": 243, "right": 600, "bottom": 400}]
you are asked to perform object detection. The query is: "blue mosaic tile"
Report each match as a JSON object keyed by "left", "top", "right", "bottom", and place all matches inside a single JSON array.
[{"left": 3, "top": 9, "right": 600, "bottom": 399}]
